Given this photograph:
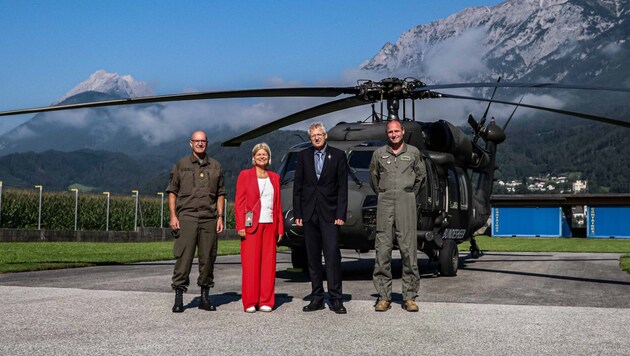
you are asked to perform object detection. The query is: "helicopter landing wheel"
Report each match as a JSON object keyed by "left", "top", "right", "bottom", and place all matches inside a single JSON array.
[
  {"left": 290, "top": 247, "right": 308, "bottom": 270},
  {"left": 438, "top": 240, "right": 459, "bottom": 276}
]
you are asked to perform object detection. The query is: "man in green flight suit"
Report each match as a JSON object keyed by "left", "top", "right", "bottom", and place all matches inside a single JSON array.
[
  {"left": 167, "top": 130, "right": 226, "bottom": 313},
  {"left": 369, "top": 120, "right": 426, "bottom": 312}
]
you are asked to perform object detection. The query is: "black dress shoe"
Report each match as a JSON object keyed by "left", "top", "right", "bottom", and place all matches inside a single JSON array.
[
  {"left": 332, "top": 300, "right": 347, "bottom": 314},
  {"left": 302, "top": 300, "right": 325, "bottom": 312}
]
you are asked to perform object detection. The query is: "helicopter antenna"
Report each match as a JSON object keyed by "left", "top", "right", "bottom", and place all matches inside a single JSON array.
[
  {"left": 480, "top": 77, "right": 501, "bottom": 127},
  {"left": 472, "top": 77, "right": 501, "bottom": 144},
  {"left": 503, "top": 96, "right": 524, "bottom": 130}
]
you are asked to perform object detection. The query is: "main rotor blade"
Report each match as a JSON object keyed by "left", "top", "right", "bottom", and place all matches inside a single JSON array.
[
  {"left": 0, "top": 87, "right": 358, "bottom": 117},
  {"left": 421, "top": 82, "right": 630, "bottom": 93},
  {"left": 222, "top": 96, "right": 369, "bottom": 147},
  {"left": 440, "top": 93, "right": 630, "bottom": 129}
]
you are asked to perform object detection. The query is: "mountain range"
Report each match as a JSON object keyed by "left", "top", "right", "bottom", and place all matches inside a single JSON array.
[{"left": 1, "top": 0, "right": 629, "bottom": 195}]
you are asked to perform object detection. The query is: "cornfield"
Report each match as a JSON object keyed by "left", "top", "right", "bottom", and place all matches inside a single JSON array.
[{"left": 0, "top": 189, "right": 235, "bottom": 231}]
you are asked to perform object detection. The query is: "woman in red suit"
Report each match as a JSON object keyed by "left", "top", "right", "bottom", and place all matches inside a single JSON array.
[{"left": 235, "top": 143, "right": 284, "bottom": 313}]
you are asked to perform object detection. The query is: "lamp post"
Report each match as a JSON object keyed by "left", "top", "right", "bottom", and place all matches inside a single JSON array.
[
  {"left": 35, "top": 185, "right": 43, "bottom": 230},
  {"left": 71, "top": 188, "right": 78, "bottom": 231},
  {"left": 132, "top": 190, "right": 139, "bottom": 232},
  {"left": 157, "top": 192, "right": 164, "bottom": 228},
  {"left": 103, "top": 192, "right": 110, "bottom": 231}
]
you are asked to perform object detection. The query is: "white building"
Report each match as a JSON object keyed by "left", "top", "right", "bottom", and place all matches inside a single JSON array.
[{"left": 573, "top": 180, "right": 588, "bottom": 193}]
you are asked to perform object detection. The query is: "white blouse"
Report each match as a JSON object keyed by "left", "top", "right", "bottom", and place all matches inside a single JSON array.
[{"left": 258, "top": 177, "right": 274, "bottom": 223}]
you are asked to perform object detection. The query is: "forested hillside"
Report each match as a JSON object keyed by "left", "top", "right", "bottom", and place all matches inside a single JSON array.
[{"left": 0, "top": 130, "right": 306, "bottom": 198}]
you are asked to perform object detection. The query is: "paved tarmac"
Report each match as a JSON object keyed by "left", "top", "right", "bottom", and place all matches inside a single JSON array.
[{"left": 1, "top": 250, "right": 629, "bottom": 355}]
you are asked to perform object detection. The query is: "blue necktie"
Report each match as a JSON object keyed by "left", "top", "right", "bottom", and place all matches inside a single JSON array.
[{"left": 316, "top": 151, "right": 324, "bottom": 180}]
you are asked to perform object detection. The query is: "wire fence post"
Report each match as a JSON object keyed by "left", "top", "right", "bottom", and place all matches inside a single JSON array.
[
  {"left": 103, "top": 192, "right": 110, "bottom": 231},
  {"left": 157, "top": 192, "right": 164, "bottom": 228},
  {"left": 132, "top": 190, "right": 139, "bottom": 232},
  {"left": 71, "top": 188, "right": 78, "bottom": 231},
  {"left": 35, "top": 185, "right": 43, "bottom": 230}
]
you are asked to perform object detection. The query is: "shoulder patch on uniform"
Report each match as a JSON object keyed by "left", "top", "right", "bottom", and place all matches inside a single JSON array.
[{"left": 400, "top": 155, "right": 411, "bottom": 161}]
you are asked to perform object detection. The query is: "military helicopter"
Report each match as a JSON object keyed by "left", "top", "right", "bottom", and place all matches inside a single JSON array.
[{"left": 2, "top": 77, "right": 630, "bottom": 276}]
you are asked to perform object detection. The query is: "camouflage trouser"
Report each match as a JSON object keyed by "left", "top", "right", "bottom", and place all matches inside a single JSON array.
[
  {"left": 373, "top": 191, "right": 419, "bottom": 301},
  {"left": 171, "top": 219, "right": 218, "bottom": 291}
]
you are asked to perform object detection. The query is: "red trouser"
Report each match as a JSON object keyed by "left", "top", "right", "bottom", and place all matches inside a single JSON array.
[{"left": 240, "top": 223, "right": 277, "bottom": 310}]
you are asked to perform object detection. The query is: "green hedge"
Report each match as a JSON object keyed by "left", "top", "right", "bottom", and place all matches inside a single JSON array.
[{"left": 0, "top": 189, "right": 235, "bottom": 231}]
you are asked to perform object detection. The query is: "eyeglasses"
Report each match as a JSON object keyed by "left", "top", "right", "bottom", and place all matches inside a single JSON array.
[
  {"left": 310, "top": 133, "right": 325, "bottom": 138},
  {"left": 191, "top": 140, "right": 208, "bottom": 145}
]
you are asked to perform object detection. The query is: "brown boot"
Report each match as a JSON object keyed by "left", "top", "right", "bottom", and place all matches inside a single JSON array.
[
  {"left": 374, "top": 299, "right": 391, "bottom": 312},
  {"left": 403, "top": 300, "right": 419, "bottom": 312}
]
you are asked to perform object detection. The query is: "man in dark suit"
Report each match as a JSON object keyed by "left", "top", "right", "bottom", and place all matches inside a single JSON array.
[{"left": 293, "top": 122, "right": 348, "bottom": 314}]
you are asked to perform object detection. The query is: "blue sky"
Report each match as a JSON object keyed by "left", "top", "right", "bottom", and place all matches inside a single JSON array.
[{"left": 0, "top": 0, "right": 504, "bottom": 133}]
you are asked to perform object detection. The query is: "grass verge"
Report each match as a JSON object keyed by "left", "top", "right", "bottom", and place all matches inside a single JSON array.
[
  {"left": 0, "top": 240, "right": 246, "bottom": 273},
  {"left": 463, "top": 236, "right": 630, "bottom": 273},
  {"left": 0, "top": 236, "right": 628, "bottom": 274}
]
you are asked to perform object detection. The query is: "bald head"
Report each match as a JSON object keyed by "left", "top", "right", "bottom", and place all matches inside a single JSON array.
[
  {"left": 189, "top": 131, "right": 208, "bottom": 159},
  {"left": 386, "top": 120, "right": 405, "bottom": 149}
]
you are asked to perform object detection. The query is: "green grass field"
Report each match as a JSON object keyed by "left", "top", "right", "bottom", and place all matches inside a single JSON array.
[
  {"left": 0, "top": 236, "right": 629, "bottom": 274},
  {"left": 0, "top": 240, "right": 241, "bottom": 273}
]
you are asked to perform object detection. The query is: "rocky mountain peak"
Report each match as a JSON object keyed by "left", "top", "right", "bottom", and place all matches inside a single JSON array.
[{"left": 54, "top": 70, "right": 154, "bottom": 104}]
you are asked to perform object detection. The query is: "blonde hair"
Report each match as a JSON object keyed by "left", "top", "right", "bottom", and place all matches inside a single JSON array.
[{"left": 251, "top": 142, "right": 271, "bottom": 165}]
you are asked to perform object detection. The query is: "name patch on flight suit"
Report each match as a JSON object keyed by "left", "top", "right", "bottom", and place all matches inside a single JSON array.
[{"left": 400, "top": 155, "right": 411, "bottom": 161}]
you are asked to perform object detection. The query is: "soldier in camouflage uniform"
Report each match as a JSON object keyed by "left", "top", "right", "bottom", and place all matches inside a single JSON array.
[
  {"left": 369, "top": 120, "right": 426, "bottom": 312},
  {"left": 166, "top": 130, "right": 226, "bottom": 313}
]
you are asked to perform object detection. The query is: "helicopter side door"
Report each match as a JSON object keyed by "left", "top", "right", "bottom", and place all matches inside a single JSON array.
[{"left": 443, "top": 166, "right": 471, "bottom": 241}]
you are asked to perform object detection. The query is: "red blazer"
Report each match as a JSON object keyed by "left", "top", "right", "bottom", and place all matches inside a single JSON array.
[{"left": 235, "top": 167, "right": 284, "bottom": 236}]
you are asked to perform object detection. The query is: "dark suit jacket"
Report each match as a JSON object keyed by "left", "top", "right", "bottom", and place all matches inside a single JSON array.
[
  {"left": 235, "top": 167, "right": 284, "bottom": 236},
  {"left": 293, "top": 145, "right": 348, "bottom": 223}
]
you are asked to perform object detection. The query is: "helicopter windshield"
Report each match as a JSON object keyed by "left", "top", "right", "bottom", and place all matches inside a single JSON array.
[{"left": 347, "top": 150, "right": 374, "bottom": 182}]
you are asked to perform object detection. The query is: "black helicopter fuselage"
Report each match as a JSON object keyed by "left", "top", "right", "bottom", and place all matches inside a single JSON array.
[{"left": 277, "top": 118, "right": 504, "bottom": 274}]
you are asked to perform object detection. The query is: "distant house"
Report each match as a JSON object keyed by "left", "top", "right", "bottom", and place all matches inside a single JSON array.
[{"left": 573, "top": 180, "right": 588, "bottom": 193}]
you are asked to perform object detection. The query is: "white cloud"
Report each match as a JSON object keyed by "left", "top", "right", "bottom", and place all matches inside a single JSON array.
[
  {"left": 602, "top": 42, "right": 621, "bottom": 56},
  {"left": 423, "top": 27, "right": 489, "bottom": 83}
]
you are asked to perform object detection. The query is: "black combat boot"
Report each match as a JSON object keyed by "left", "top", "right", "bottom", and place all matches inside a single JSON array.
[
  {"left": 172, "top": 288, "right": 185, "bottom": 313},
  {"left": 199, "top": 286, "right": 216, "bottom": 311}
]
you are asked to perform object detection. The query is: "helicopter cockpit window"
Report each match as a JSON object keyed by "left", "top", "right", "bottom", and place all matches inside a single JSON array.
[
  {"left": 457, "top": 168, "right": 468, "bottom": 210},
  {"left": 447, "top": 168, "right": 459, "bottom": 210},
  {"left": 348, "top": 150, "right": 375, "bottom": 182},
  {"left": 279, "top": 152, "right": 299, "bottom": 184}
]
